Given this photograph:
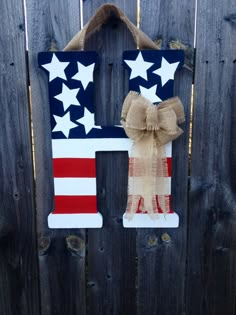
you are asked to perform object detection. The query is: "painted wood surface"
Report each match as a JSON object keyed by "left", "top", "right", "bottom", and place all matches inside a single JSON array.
[
  {"left": 83, "top": 1, "right": 137, "bottom": 314},
  {"left": 137, "top": 1, "right": 195, "bottom": 314},
  {"left": 0, "top": 1, "right": 40, "bottom": 314},
  {"left": 186, "top": 1, "right": 236, "bottom": 314},
  {"left": 26, "top": 1, "right": 86, "bottom": 315}
]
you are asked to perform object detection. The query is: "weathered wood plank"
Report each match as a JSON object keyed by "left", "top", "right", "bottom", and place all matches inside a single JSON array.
[
  {"left": 137, "top": 1, "right": 195, "bottom": 314},
  {"left": 26, "top": 1, "right": 86, "bottom": 314},
  {"left": 186, "top": 1, "right": 236, "bottom": 314},
  {"left": 83, "top": 1, "right": 137, "bottom": 314},
  {"left": 0, "top": 1, "right": 40, "bottom": 314}
]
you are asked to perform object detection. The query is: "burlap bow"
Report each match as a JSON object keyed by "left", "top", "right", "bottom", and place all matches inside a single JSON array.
[{"left": 121, "top": 91, "right": 185, "bottom": 219}]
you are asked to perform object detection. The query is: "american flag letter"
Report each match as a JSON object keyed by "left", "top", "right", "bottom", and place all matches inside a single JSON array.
[{"left": 39, "top": 49, "right": 184, "bottom": 228}]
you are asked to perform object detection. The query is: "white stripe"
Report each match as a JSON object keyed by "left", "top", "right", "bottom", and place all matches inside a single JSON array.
[
  {"left": 128, "top": 177, "right": 171, "bottom": 195},
  {"left": 54, "top": 178, "right": 96, "bottom": 196},
  {"left": 123, "top": 212, "right": 179, "bottom": 228},
  {"left": 165, "top": 142, "right": 172, "bottom": 157},
  {"left": 54, "top": 176, "right": 171, "bottom": 196},
  {"left": 52, "top": 139, "right": 172, "bottom": 158},
  {"left": 52, "top": 138, "right": 132, "bottom": 158},
  {"left": 48, "top": 213, "right": 103, "bottom": 228}
]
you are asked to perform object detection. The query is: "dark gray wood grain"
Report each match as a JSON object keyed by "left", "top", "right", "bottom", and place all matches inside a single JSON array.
[
  {"left": 140, "top": 1, "right": 194, "bottom": 50},
  {"left": 0, "top": 0, "right": 40, "bottom": 314},
  {"left": 26, "top": 1, "right": 86, "bottom": 314},
  {"left": 186, "top": 1, "right": 236, "bottom": 314},
  {"left": 137, "top": 1, "right": 195, "bottom": 314},
  {"left": 83, "top": 1, "right": 137, "bottom": 314}
]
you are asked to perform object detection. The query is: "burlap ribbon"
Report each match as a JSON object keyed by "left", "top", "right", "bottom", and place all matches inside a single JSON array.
[
  {"left": 64, "top": 3, "right": 159, "bottom": 51},
  {"left": 121, "top": 91, "right": 185, "bottom": 219}
]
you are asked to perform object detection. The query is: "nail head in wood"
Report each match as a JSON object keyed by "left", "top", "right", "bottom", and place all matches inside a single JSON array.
[
  {"left": 66, "top": 235, "right": 85, "bottom": 257},
  {"left": 161, "top": 233, "right": 171, "bottom": 243},
  {"left": 38, "top": 237, "right": 51, "bottom": 256}
]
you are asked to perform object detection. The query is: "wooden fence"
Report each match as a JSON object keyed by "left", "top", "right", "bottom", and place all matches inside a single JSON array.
[{"left": 1, "top": 0, "right": 236, "bottom": 314}]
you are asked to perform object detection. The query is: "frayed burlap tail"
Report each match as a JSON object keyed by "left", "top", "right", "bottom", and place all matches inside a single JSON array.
[{"left": 121, "top": 91, "right": 185, "bottom": 220}]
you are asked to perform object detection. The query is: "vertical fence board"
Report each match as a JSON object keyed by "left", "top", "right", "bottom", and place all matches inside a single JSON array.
[
  {"left": 137, "top": 1, "right": 195, "bottom": 314},
  {"left": 83, "top": 1, "right": 137, "bottom": 315},
  {"left": 186, "top": 1, "right": 236, "bottom": 314},
  {"left": 0, "top": 1, "right": 40, "bottom": 314},
  {"left": 26, "top": 1, "right": 86, "bottom": 315}
]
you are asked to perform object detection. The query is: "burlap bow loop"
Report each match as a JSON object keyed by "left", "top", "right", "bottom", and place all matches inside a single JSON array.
[
  {"left": 121, "top": 91, "right": 185, "bottom": 219},
  {"left": 121, "top": 91, "right": 185, "bottom": 146}
]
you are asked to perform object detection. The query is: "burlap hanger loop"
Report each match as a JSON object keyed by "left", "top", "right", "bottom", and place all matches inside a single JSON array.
[{"left": 63, "top": 3, "right": 159, "bottom": 51}]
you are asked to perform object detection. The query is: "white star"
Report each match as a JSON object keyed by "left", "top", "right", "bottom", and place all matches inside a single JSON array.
[
  {"left": 153, "top": 57, "right": 180, "bottom": 86},
  {"left": 72, "top": 62, "right": 95, "bottom": 90},
  {"left": 124, "top": 52, "right": 154, "bottom": 80},
  {"left": 77, "top": 108, "right": 101, "bottom": 135},
  {"left": 41, "top": 54, "right": 69, "bottom": 82},
  {"left": 54, "top": 83, "right": 80, "bottom": 111},
  {"left": 139, "top": 84, "right": 162, "bottom": 103},
  {"left": 52, "top": 112, "right": 78, "bottom": 138}
]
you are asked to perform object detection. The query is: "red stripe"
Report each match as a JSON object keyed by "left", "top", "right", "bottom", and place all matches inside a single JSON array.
[
  {"left": 129, "top": 157, "right": 172, "bottom": 177},
  {"left": 53, "top": 158, "right": 96, "bottom": 178},
  {"left": 53, "top": 158, "right": 172, "bottom": 177},
  {"left": 53, "top": 196, "right": 97, "bottom": 214},
  {"left": 162, "top": 158, "right": 172, "bottom": 177},
  {"left": 156, "top": 195, "right": 173, "bottom": 213},
  {"left": 167, "top": 158, "right": 172, "bottom": 177},
  {"left": 135, "top": 195, "right": 173, "bottom": 214}
]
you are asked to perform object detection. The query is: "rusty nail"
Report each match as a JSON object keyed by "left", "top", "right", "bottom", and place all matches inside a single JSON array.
[
  {"left": 39, "top": 236, "right": 51, "bottom": 256},
  {"left": 147, "top": 236, "right": 158, "bottom": 247},
  {"left": 66, "top": 235, "right": 85, "bottom": 257},
  {"left": 161, "top": 233, "right": 171, "bottom": 243}
]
